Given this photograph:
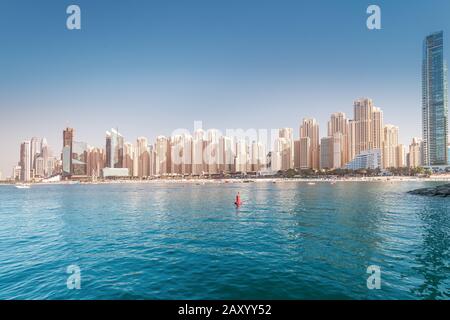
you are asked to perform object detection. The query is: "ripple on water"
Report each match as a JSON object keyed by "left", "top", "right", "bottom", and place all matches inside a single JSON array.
[{"left": 0, "top": 182, "right": 449, "bottom": 299}]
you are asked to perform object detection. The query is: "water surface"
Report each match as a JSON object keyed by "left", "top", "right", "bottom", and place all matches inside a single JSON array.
[{"left": 0, "top": 181, "right": 449, "bottom": 299}]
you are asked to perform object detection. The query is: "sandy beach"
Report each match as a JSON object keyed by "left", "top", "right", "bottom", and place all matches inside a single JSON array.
[{"left": 2, "top": 174, "right": 450, "bottom": 186}]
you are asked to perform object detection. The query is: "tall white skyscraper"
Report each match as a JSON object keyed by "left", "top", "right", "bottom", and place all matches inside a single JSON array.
[
  {"left": 408, "top": 138, "right": 422, "bottom": 168},
  {"left": 20, "top": 141, "right": 31, "bottom": 182},
  {"left": 134, "top": 137, "right": 150, "bottom": 177},
  {"left": 219, "top": 136, "right": 234, "bottom": 173},
  {"left": 234, "top": 139, "right": 248, "bottom": 173},
  {"left": 278, "top": 128, "right": 294, "bottom": 169},
  {"left": 192, "top": 129, "right": 205, "bottom": 175},
  {"left": 155, "top": 136, "right": 170, "bottom": 175},
  {"left": 383, "top": 124, "right": 400, "bottom": 168},
  {"left": 251, "top": 140, "right": 266, "bottom": 172}
]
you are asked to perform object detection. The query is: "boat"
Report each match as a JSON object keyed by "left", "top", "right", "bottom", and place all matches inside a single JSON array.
[
  {"left": 307, "top": 182, "right": 316, "bottom": 185},
  {"left": 15, "top": 184, "right": 31, "bottom": 189}
]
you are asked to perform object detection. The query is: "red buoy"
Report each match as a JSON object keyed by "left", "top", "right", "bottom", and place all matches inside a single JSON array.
[{"left": 234, "top": 192, "right": 242, "bottom": 207}]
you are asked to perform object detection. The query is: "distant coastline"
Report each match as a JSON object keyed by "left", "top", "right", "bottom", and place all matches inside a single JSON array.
[{"left": 2, "top": 175, "right": 450, "bottom": 186}]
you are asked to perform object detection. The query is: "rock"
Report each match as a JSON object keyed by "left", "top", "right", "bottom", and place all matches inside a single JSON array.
[{"left": 408, "top": 184, "right": 450, "bottom": 197}]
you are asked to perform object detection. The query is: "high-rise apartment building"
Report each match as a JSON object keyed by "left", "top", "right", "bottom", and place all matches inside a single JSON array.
[
  {"left": 219, "top": 136, "right": 234, "bottom": 173},
  {"left": 133, "top": 137, "right": 149, "bottom": 178},
  {"left": 383, "top": 124, "right": 399, "bottom": 168},
  {"left": 234, "top": 139, "right": 248, "bottom": 173},
  {"left": 86, "top": 147, "right": 105, "bottom": 177},
  {"left": 353, "top": 98, "right": 384, "bottom": 156},
  {"left": 12, "top": 166, "right": 21, "bottom": 181},
  {"left": 251, "top": 140, "right": 265, "bottom": 172},
  {"left": 422, "top": 31, "right": 448, "bottom": 166},
  {"left": 171, "top": 134, "right": 193, "bottom": 175},
  {"left": 409, "top": 138, "right": 423, "bottom": 168},
  {"left": 278, "top": 128, "right": 294, "bottom": 169},
  {"left": 205, "top": 130, "right": 220, "bottom": 174},
  {"left": 298, "top": 137, "right": 311, "bottom": 170},
  {"left": 300, "top": 118, "right": 320, "bottom": 170},
  {"left": 30, "top": 137, "right": 42, "bottom": 177},
  {"left": 192, "top": 129, "right": 205, "bottom": 175},
  {"left": 320, "top": 134, "right": 342, "bottom": 170},
  {"left": 396, "top": 144, "right": 406, "bottom": 168},
  {"left": 155, "top": 136, "right": 170, "bottom": 175},
  {"left": 273, "top": 137, "right": 291, "bottom": 171},
  {"left": 19, "top": 141, "right": 31, "bottom": 182},
  {"left": 123, "top": 142, "right": 134, "bottom": 176},
  {"left": 327, "top": 112, "right": 349, "bottom": 166}
]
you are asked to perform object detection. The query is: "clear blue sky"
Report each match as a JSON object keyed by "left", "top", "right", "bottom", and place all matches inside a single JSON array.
[{"left": 1, "top": 0, "right": 450, "bottom": 176}]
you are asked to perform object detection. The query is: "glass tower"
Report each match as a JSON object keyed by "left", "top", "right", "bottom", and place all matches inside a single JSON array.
[
  {"left": 105, "top": 128, "right": 124, "bottom": 168},
  {"left": 62, "top": 127, "right": 74, "bottom": 176},
  {"left": 422, "top": 31, "right": 449, "bottom": 166}
]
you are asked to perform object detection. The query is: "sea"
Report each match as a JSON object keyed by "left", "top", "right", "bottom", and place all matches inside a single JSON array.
[{"left": 0, "top": 181, "right": 448, "bottom": 299}]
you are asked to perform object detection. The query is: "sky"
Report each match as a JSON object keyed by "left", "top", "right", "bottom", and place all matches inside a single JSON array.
[{"left": 1, "top": 0, "right": 450, "bottom": 177}]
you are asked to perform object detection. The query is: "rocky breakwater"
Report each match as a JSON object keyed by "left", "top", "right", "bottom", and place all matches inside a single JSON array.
[{"left": 408, "top": 184, "right": 450, "bottom": 197}]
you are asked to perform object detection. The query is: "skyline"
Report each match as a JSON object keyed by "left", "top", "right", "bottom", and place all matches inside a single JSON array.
[
  {"left": 2, "top": 1, "right": 450, "bottom": 175},
  {"left": 11, "top": 95, "right": 447, "bottom": 182}
]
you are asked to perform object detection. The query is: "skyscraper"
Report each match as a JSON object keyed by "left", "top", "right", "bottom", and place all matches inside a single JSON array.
[
  {"left": 62, "top": 127, "right": 74, "bottom": 177},
  {"left": 273, "top": 137, "right": 291, "bottom": 171},
  {"left": 409, "top": 138, "right": 422, "bottom": 168},
  {"left": 192, "top": 129, "right": 205, "bottom": 175},
  {"left": 105, "top": 128, "right": 124, "bottom": 168},
  {"left": 353, "top": 98, "right": 384, "bottom": 156},
  {"left": 86, "top": 147, "right": 105, "bottom": 178},
  {"left": 327, "top": 112, "right": 349, "bottom": 166},
  {"left": 250, "top": 140, "right": 265, "bottom": 172},
  {"left": 20, "top": 141, "right": 31, "bottom": 182},
  {"left": 205, "top": 129, "right": 220, "bottom": 174},
  {"left": 40, "top": 138, "right": 50, "bottom": 177},
  {"left": 134, "top": 137, "right": 150, "bottom": 178},
  {"left": 171, "top": 134, "right": 192, "bottom": 175},
  {"left": 422, "top": 31, "right": 449, "bottom": 166},
  {"left": 35, "top": 156, "right": 45, "bottom": 177},
  {"left": 328, "top": 112, "right": 348, "bottom": 137},
  {"left": 300, "top": 118, "right": 320, "bottom": 170},
  {"left": 234, "top": 139, "right": 248, "bottom": 173},
  {"left": 72, "top": 141, "right": 88, "bottom": 176},
  {"left": 382, "top": 124, "right": 399, "bottom": 168},
  {"left": 155, "top": 136, "right": 170, "bottom": 175},
  {"left": 123, "top": 142, "right": 134, "bottom": 176},
  {"left": 320, "top": 134, "right": 343, "bottom": 170},
  {"left": 30, "top": 137, "right": 42, "bottom": 177},
  {"left": 278, "top": 128, "right": 294, "bottom": 169},
  {"left": 219, "top": 136, "right": 234, "bottom": 173},
  {"left": 298, "top": 137, "right": 311, "bottom": 169}
]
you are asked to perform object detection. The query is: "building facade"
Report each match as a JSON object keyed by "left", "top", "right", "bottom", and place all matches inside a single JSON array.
[{"left": 422, "top": 31, "right": 449, "bottom": 166}]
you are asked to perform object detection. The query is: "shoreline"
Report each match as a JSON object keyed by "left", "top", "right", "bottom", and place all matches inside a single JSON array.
[{"left": 2, "top": 175, "right": 450, "bottom": 186}]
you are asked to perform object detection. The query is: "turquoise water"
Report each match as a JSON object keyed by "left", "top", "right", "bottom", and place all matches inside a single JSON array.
[{"left": 0, "top": 181, "right": 449, "bottom": 300}]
